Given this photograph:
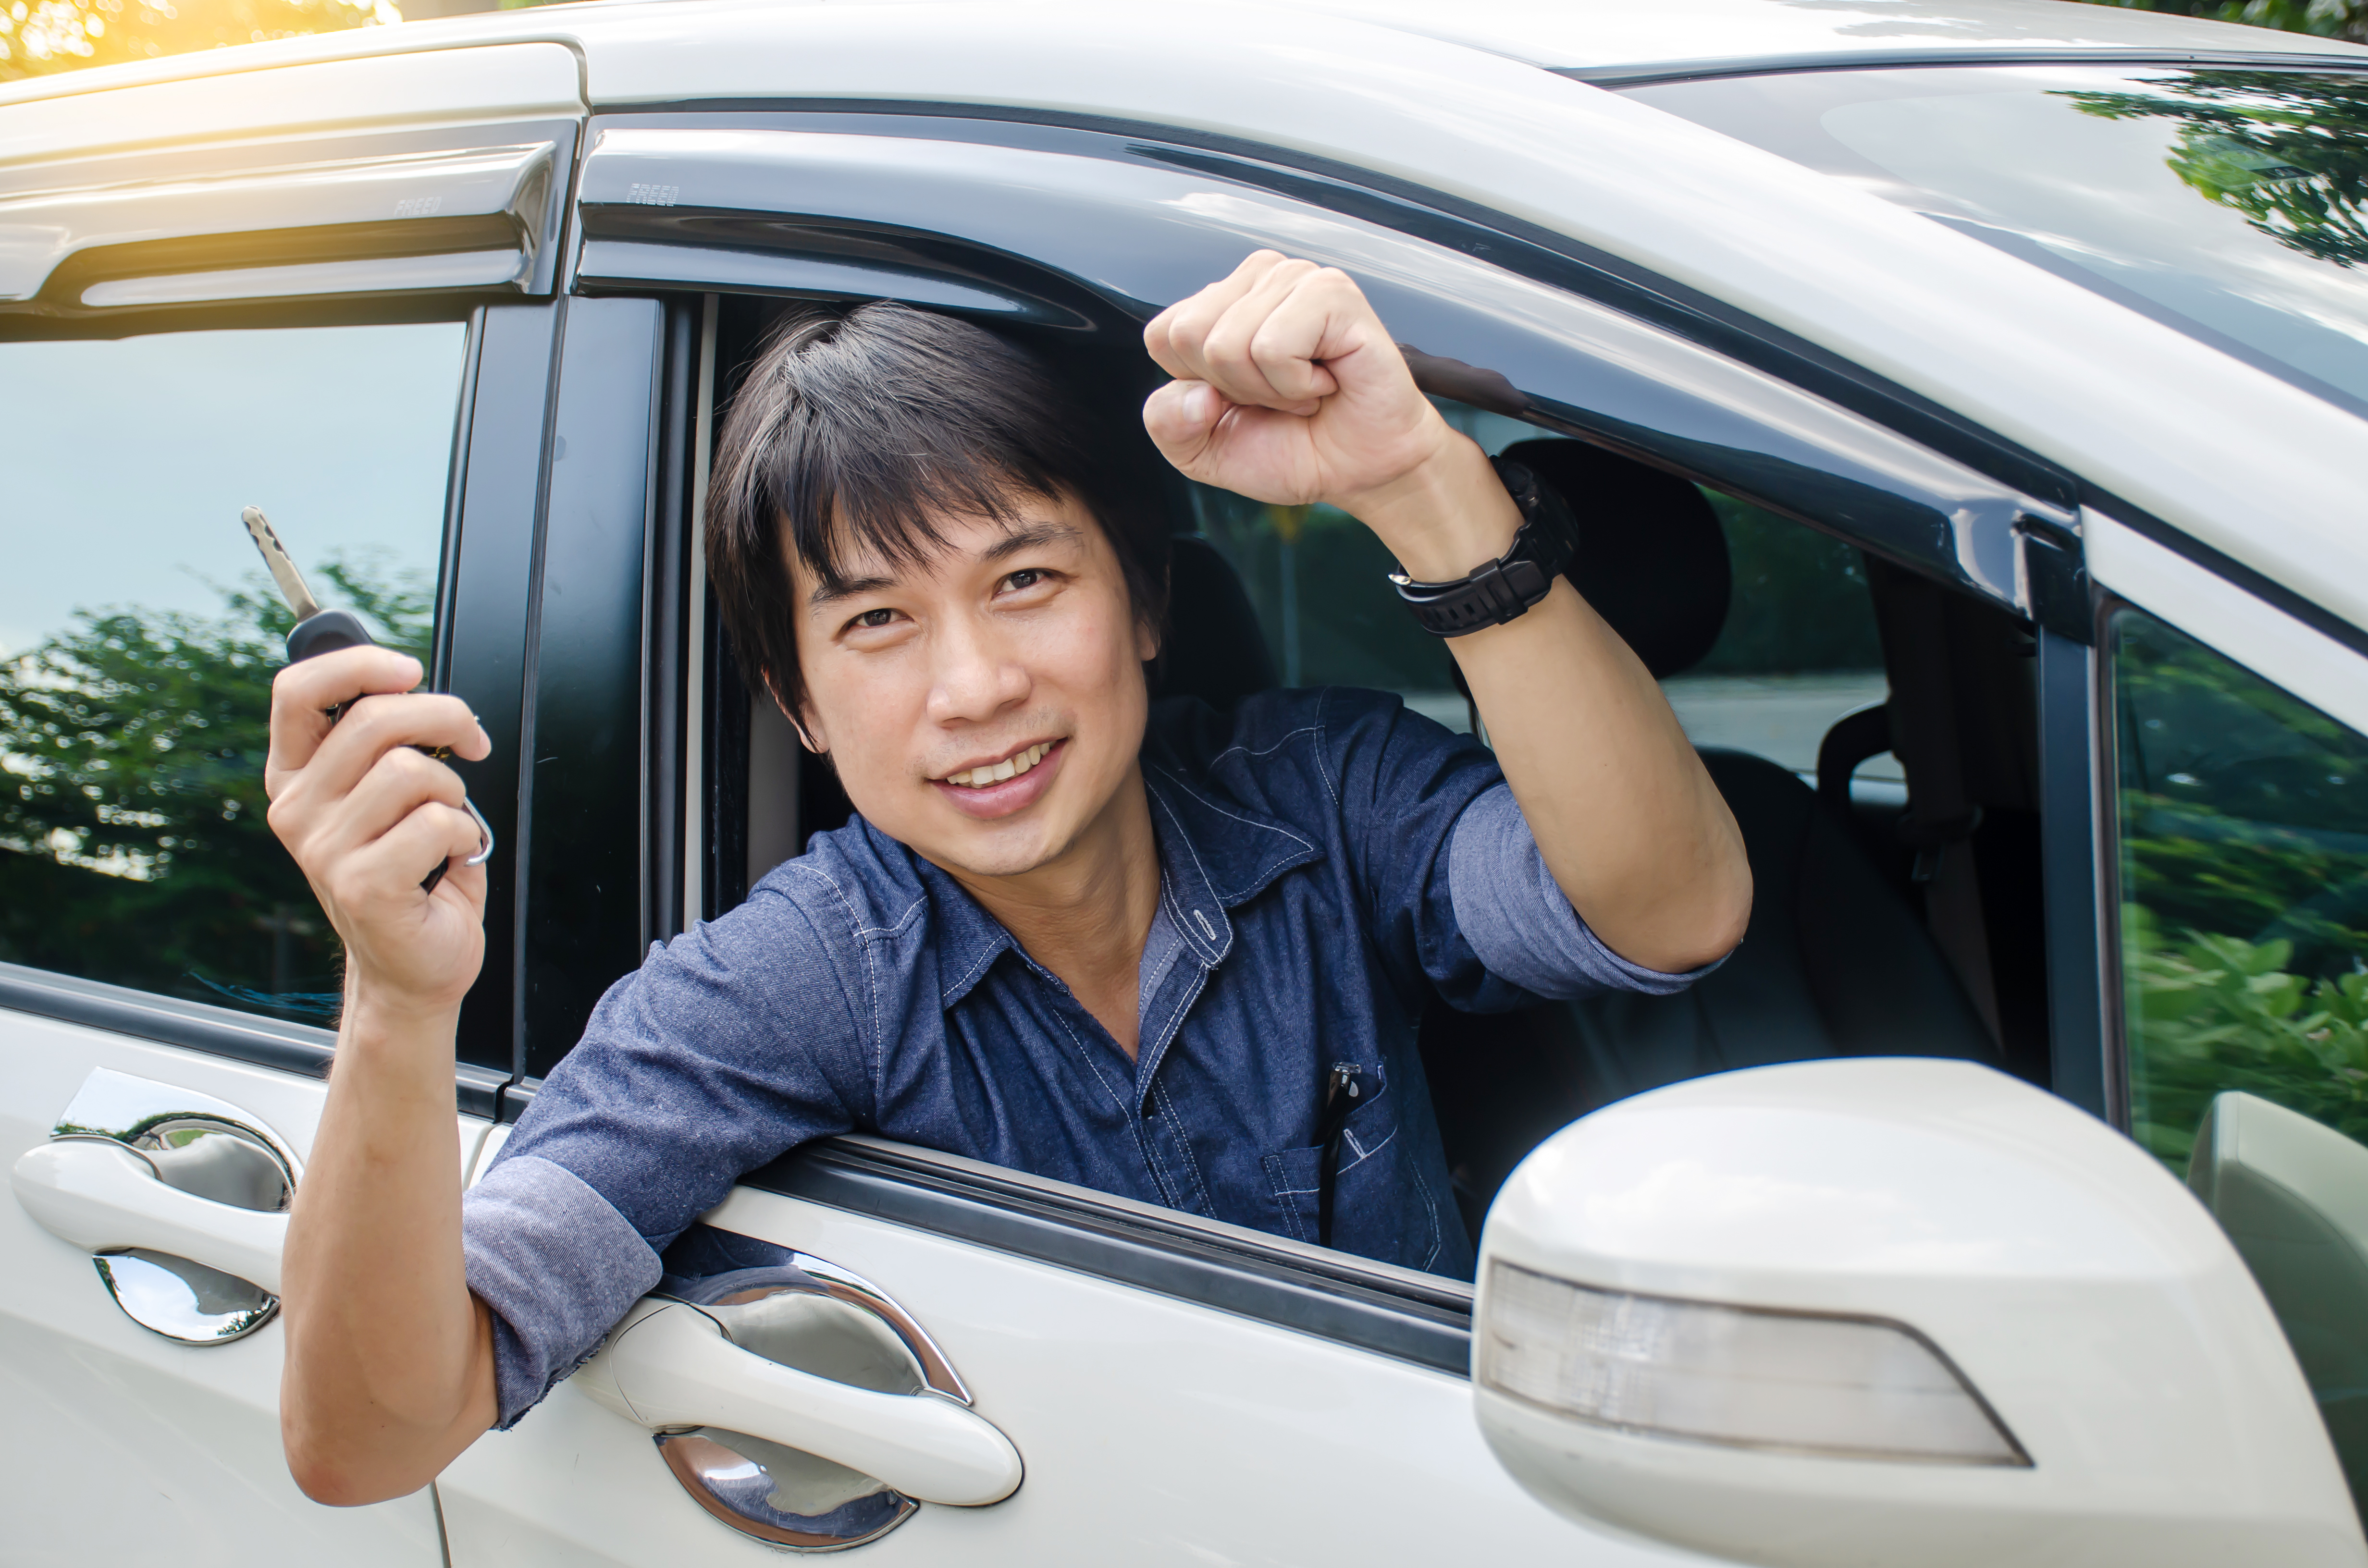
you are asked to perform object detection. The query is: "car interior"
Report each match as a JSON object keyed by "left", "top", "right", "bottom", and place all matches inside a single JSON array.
[{"left": 713, "top": 298, "right": 2057, "bottom": 1258}]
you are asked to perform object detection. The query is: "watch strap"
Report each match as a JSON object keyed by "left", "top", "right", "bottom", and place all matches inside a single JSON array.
[{"left": 1390, "top": 457, "right": 1577, "bottom": 637}]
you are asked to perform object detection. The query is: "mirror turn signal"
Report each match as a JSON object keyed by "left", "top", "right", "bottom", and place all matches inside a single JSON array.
[{"left": 1479, "top": 1264, "right": 2026, "bottom": 1467}]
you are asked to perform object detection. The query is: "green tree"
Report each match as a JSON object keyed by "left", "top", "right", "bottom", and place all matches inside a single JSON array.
[
  {"left": 2078, "top": 0, "right": 2368, "bottom": 45},
  {"left": 0, "top": 0, "right": 395, "bottom": 83},
  {"left": 2116, "top": 611, "right": 2368, "bottom": 1170},
  {"left": 0, "top": 558, "right": 428, "bottom": 1018}
]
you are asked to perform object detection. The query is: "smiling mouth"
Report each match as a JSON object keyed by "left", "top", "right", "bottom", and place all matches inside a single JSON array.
[{"left": 938, "top": 740, "right": 1058, "bottom": 790}]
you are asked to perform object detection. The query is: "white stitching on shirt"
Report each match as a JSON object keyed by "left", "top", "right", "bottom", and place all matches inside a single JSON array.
[
  {"left": 1208, "top": 722, "right": 1323, "bottom": 769},
  {"left": 1149, "top": 766, "right": 1318, "bottom": 857},
  {"left": 1147, "top": 766, "right": 1318, "bottom": 915},
  {"left": 1264, "top": 1155, "right": 1315, "bottom": 1243},
  {"left": 1044, "top": 1009, "right": 1185, "bottom": 1207},
  {"left": 937, "top": 935, "right": 1010, "bottom": 1008},
  {"left": 1310, "top": 686, "right": 1342, "bottom": 812},
  {"left": 786, "top": 863, "right": 890, "bottom": 1093},
  {"left": 852, "top": 894, "right": 928, "bottom": 943},
  {"left": 1410, "top": 1154, "right": 1444, "bottom": 1271},
  {"left": 1153, "top": 1078, "right": 1212, "bottom": 1212},
  {"left": 1144, "top": 784, "right": 1232, "bottom": 964},
  {"left": 1337, "top": 1121, "right": 1395, "bottom": 1176}
]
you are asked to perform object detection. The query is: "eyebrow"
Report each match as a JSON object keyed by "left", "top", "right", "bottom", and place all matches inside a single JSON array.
[{"left": 806, "top": 521, "right": 1085, "bottom": 612}]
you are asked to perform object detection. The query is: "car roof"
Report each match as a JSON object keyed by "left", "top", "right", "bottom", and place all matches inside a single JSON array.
[
  {"left": 0, "top": 0, "right": 2358, "bottom": 111},
  {"left": 1, "top": 0, "right": 2362, "bottom": 639},
  {"left": 1263, "top": 0, "right": 2368, "bottom": 75}
]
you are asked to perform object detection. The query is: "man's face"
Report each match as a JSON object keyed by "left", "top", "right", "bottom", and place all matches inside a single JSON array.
[{"left": 787, "top": 491, "right": 1159, "bottom": 882}]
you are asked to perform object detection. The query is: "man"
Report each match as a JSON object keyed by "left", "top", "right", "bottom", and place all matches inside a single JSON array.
[{"left": 266, "top": 252, "right": 1750, "bottom": 1504}]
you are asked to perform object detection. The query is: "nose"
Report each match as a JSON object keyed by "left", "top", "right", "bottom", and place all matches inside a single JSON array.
[{"left": 925, "top": 609, "right": 1031, "bottom": 726}]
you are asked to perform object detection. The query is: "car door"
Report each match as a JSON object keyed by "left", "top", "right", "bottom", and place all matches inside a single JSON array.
[
  {"left": 429, "top": 111, "right": 2100, "bottom": 1566},
  {"left": 0, "top": 47, "right": 581, "bottom": 1563},
  {"left": 2086, "top": 513, "right": 2368, "bottom": 1526}
]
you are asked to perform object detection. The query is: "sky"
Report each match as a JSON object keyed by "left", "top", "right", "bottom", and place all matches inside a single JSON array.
[{"left": 1, "top": 319, "right": 468, "bottom": 658}]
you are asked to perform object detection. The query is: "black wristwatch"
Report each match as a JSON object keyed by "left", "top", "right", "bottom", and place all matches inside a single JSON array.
[{"left": 1389, "top": 457, "right": 1578, "bottom": 637}]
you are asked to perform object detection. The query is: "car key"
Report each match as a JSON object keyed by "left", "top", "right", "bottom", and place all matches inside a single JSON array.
[{"left": 241, "top": 505, "right": 494, "bottom": 894}]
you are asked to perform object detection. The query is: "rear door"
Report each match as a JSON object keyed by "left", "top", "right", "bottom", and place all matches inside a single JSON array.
[
  {"left": 431, "top": 111, "right": 2085, "bottom": 1566},
  {"left": 0, "top": 47, "right": 580, "bottom": 1563}
]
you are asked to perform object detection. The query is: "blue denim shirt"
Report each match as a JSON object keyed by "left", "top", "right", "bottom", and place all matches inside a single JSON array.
[{"left": 463, "top": 687, "right": 1711, "bottom": 1426}]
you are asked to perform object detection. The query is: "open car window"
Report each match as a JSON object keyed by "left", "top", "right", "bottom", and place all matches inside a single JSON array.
[{"left": 1187, "top": 397, "right": 1895, "bottom": 794}]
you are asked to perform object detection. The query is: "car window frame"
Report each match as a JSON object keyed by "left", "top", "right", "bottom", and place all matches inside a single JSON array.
[{"left": 468, "top": 109, "right": 2161, "bottom": 1364}]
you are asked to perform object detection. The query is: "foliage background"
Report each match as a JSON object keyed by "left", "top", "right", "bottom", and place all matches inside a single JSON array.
[
  {"left": 2114, "top": 611, "right": 2368, "bottom": 1170},
  {"left": 0, "top": 561, "right": 428, "bottom": 1018},
  {"left": 0, "top": 0, "right": 394, "bottom": 81},
  {"left": 2085, "top": 0, "right": 2367, "bottom": 45}
]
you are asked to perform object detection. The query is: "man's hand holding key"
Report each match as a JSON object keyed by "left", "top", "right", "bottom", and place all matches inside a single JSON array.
[{"left": 263, "top": 646, "right": 493, "bottom": 1017}]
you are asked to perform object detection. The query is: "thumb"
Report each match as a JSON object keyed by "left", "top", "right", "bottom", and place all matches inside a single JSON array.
[{"left": 1142, "top": 379, "right": 1227, "bottom": 456}]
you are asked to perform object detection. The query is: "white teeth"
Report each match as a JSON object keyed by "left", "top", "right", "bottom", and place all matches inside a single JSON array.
[{"left": 946, "top": 743, "right": 1051, "bottom": 788}]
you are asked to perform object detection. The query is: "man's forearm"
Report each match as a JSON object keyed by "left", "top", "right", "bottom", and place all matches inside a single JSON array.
[
  {"left": 1450, "top": 578, "right": 1749, "bottom": 971},
  {"left": 279, "top": 996, "right": 496, "bottom": 1505},
  {"left": 1354, "top": 438, "right": 1751, "bottom": 973}
]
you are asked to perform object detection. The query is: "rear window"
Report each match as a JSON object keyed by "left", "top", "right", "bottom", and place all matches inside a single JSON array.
[{"left": 1626, "top": 66, "right": 2368, "bottom": 419}]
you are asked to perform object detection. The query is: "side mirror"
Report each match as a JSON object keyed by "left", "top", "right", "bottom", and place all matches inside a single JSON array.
[{"left": 1472, "top": 1059, "right": 2364, "bottom": 1568}]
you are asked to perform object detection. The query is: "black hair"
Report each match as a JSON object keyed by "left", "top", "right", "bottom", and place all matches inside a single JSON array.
[{"left": 705, "top": 300, "right": 1172, "bottom": 714}]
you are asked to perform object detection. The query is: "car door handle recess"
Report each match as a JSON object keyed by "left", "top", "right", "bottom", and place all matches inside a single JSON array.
[
  {"left": 12, "top": 1138, "right": 288, "bottom": 1295},
  {"left": 16, "top": 1067, "right": 300, "bottom": 1343},
  {"left": 578, "top": 1300, "right": 1023, "bottom": 1507}
]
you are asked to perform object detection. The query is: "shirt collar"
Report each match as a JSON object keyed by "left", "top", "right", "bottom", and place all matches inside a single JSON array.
[{"left": 906, "top": 767, "right": 1324, "bottom": 1009}]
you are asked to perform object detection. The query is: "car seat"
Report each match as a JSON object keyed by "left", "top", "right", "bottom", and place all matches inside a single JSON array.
[
  {"left": 1152, "top": 440, "right": 2000, "bottom": 1239},
  {"left": 1418, "top": 439, "right": 2000, "bottom": 1228}
]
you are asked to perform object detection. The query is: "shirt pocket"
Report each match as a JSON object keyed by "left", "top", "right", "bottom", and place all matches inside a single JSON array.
[{"left": 1261, "top": 1078, "right": 1426, "bottom": 1263}]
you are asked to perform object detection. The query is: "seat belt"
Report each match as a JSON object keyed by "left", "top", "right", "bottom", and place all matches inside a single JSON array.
[{"left": 1870, "top": 565, "right": 2003, "bottom": 1047}]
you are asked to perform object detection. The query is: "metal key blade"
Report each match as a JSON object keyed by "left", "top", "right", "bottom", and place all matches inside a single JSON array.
[{"left": 240, "top": 506, "right": 322, "bottom": 623}]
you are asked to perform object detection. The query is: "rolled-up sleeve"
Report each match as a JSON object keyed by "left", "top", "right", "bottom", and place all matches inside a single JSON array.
[
  {"left": 463, "top": 1155, "right": 663, "bottom": 1427},
  {"left": 1448, "top": 783, "right": 1726, "bottom": 1000},
  {"left": 459, "top": 866, "right": 878, "bottom": 1428}
]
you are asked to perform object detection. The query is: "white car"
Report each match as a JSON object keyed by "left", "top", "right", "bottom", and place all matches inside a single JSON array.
[{"left": 5, "top": 1, "right": 2368, "bottom": 1563}]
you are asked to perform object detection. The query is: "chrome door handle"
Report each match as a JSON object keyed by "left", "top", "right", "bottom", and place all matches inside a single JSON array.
[
  {"left": 14, "top": 1067, "right": 300, "bottom": 1344},
  {"left": 12, "top": 1138, "right": 288, "bottom": 1293},
  {"left": 577, "top": 1299, "right": 1024, "bottom": 1508}
]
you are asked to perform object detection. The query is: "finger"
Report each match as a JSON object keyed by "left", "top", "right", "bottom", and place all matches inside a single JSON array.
[
  {"left": 315, "top": 745, "right": 469, "bottom": 865},
  {"left": 1288, "top": 267, "right": 1413, "bottom": 410},
  {"left": 267, "top": 646, "right": 422, "bottom": 782},
  {"left": 276, "top": 735, "right": 465, "bottom": 879},
  {"left": 301, "top": 693, "right": 488, "bottom": 803},
  {"left": 1145, "top": 250, "right": 1287, "bottom": 382},
  {"left": 1201, "top": 259, "right": 1356, "bottom": 416},
  {"left": 332, "top": 800, "right": 485, "bottom": 915},
  {"left": 1141, "top": 379, "right": 1233, "bottom": 465},
  {"left": 1192, "top": 257, "right": 1325, "bottom": 412},
  {"left": 1248, "top": 270, "right": 1355, "bottom": 410}
]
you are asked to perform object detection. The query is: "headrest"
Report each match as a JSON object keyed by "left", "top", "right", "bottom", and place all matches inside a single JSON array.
[
  {"left": 1504, "top": 438, "right": 1731, "bottom": 680},
  {"left": 1158, "top": 534, "right": 1280, "bottom": 711}
]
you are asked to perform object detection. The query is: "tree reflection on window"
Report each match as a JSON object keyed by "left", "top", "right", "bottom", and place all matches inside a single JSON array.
[
  {"left": 2066, "top": 71, "right": 2368, "bottom": 269},
  {"left": 0, "top": 559, "right": 429, "bottom": 1023},
  {"left": 2114, "top": 610, "right": 2368, "bottom": 1169}
]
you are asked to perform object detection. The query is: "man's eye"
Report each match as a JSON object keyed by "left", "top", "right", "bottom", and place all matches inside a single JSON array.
[
  {"left": 1003, "top": 569, "right": 1048, "bottom": 592},
  {"left": 851, "top": 608, "right": 898, "bottom": 630}
]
